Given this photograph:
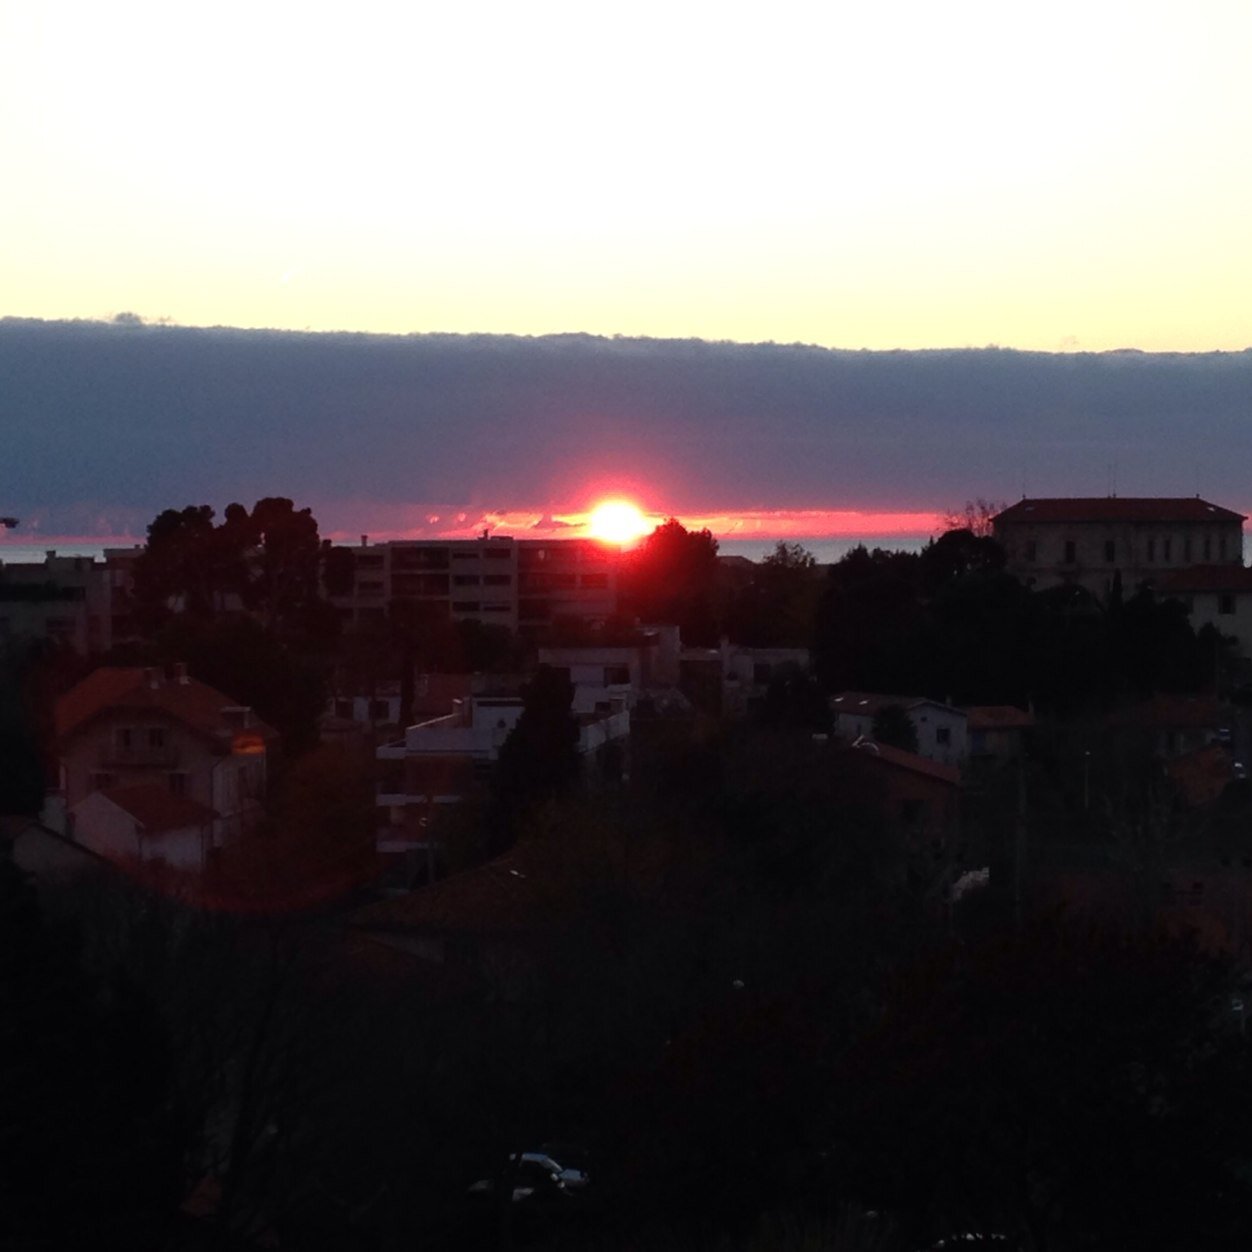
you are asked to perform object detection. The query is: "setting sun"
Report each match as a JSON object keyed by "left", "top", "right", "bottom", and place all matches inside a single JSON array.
[{"left": 586, "top": 500, "right": 651, "bottom": 545}]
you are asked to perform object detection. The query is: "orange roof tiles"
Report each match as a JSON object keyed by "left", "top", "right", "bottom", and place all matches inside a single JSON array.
[
  {"left": 850, "top": 739, "right": 961, "bottom": 785},
  {"left": 964, "top": 705, "right": 1034, "bottom": 731},
  {"left": 56, "top": 666, "right": 277, "bottom": 745},
  {"left": 99, "top": 785, "right": 217, "bottom": 833}
]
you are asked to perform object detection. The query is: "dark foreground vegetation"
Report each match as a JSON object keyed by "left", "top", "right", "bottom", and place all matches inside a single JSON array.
[{"left": 4, "top": 501, "right": 1252, "bottom": 1250}]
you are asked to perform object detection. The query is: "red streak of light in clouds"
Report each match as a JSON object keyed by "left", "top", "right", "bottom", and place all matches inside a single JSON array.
[{"left": 324, "top": 507, "right": 946, "bottom": 544}]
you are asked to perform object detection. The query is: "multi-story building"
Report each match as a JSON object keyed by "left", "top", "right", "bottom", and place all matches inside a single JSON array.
[
  {"left": 331, "top": 535, "right": 620, "bottom": 636},
  {"left": 0, "top": 546, "right": 147, "bottom": 654},
  {"left": 993, "top": 498, "right": 1245, "bottom": 597}
]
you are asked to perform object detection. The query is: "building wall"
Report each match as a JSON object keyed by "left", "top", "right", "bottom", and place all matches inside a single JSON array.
[
  {"left": 332, "top": 536, "right": 620, "bottom": 635},
  {"left": 1177, "top": 590, "right": 1252, "bottom": 658},
  {"left": 70, "top": 792, "right": 210, "bottom": 871},
  {"left": 60, "top": 711, "right": 265, "bottom": 840},
  {"left": 835, "top": 701, "right": 967, "bottom": 767},
  {"left": 996, "top": 518, "right": 1242, "bottom": 596}
]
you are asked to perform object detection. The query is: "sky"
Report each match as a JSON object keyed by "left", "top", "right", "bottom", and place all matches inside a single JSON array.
[
  {"left": 3, "top": 0, "right": 1251, "bottom": 353},
  {"left": 4, "top": 321, "right": 1252, "bottom": 544}
]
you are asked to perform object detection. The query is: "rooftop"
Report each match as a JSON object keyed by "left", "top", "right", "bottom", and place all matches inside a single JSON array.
[
  {"left": 97, "top": 785, "right": 217, "bottom": 833},
  {"left": 56, "top": 666, "right": 278, "bottom": 745},
  {"left": 994, "top": 497, "right": 1245, "bottom": 525}
]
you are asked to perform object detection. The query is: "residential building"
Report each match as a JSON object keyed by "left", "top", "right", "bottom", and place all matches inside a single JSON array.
[
  {"left": 539, "top": 624, "right": 682, "bottom": 715},
  {"left": 993, "top": 497, "right": 1245, "bottom": 597},
  {"left": 331, "top": 535, "right": 621, "bottom": 636},
  {"left": 830, "top": 692, "right": 968, "bottom": 768},
  {"left": 1157, "top": 564, "right": 1252, "bottom": 660},
  {"left": 374, "top": 691, "right": 630, "bottom": 878},
  {"left": 69, "top": 786, "right": 217, "bottom": 872},
  {"left": 50, "top": 664, "right": 276, "bottom": 854},
  {"left": 964, "top": 705, "right": 1034, "bottom": 764}
]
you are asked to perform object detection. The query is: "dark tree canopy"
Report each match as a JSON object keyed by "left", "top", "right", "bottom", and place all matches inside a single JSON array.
[
  {"left": 490, "top": 665, "right": 581, "bottom": 850},
  {"left": 620, "top": 517, "right": 720, "bottom": 645}
]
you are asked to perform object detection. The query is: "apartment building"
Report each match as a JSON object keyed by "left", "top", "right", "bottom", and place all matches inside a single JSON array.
[
  {"left": 993, "top": 497, "right": 1245, "bottom": 597},
  {"left": 332, "top": 535, "right": 620, "bottom": 635}
]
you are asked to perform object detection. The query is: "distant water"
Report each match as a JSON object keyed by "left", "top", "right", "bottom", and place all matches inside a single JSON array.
[{"left": 717, "top": 535, "right": 933, "bottom": 563}]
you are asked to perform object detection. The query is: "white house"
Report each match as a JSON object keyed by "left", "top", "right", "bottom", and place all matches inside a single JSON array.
[{"left": 830, "top": 692, "right": 968, "bottom": 768}]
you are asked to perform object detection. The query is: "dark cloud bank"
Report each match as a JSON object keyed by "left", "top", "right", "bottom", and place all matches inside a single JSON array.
[{"left": 3, "top": 317, "right": 1251, "bottom": 536}]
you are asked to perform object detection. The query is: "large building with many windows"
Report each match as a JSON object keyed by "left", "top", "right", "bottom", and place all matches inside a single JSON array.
[
  {"left": 992, "top": 497, "right": 1245, "bottom": 597},
  {"left": 331, "top": 535, "right": 620, "bottom": 635}
]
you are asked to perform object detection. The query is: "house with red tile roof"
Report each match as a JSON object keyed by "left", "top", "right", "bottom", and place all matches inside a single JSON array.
[
  {"left": 826, "top": 738, "right": 963, "bottom": 891},
  {"left": 830, "top": 692, "right": 967, "bottom": 768},
  {"left": 51, "top": 664, "right": 276, "bottom": 856},
  {"left": 964, "top": 705, "right": 1034, "bottom": 764},
  {"left": 70, "top": 785, "right": 217, "bottom": 872},
  {"left": 993, "top": 497, "right": 1244, "bottom": 597}
]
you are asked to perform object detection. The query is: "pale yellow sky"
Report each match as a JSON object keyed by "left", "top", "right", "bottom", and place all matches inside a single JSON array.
[{"left": 3, "top": 0, "right": 1250, "bottom": 351}]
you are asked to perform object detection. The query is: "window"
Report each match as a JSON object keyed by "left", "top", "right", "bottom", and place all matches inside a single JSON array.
[
  {"left": 483, "top": 574, "right": 511, "bottom": 586},
  {"left": 1063, "top": 540, "right": 1076, "bottom": 564},
  {"left": 168, "top": 772, "right": 188, "bottom": 797},
  {"left": 1163, "top": 538, "right": 1172, "bottom": 562},
  {"left": 148, "top": 727, "right": 165, "bottom": 748},
  {"left": 89, "top": 771, "right": 116, "bottom": 791},
  {"left": 1185, "top": 535, "right": 1192, "bottom": 561},
  {"left": 453, "top": 574, "right": 480, "bottom": 586},
  {"left": 484, "top": 548, "right": 511, "bottom": 560},
  {"left": 1104, "top": 540, "right": 1115, "bottom": 563},
  {"left": 1219, "top": 594, "right": 1236, "bottom": 616},
  {"left": 370, "top": 699, "right": 390, "bottom": 721},
  {"left": 334, "top": 698, "right": 352, "bottom": 718},
  {"left": 1204, "top": 536, "right": 1212, "bottom": 560},
  {"left": 116, "top": 726, "right": 134, "bottom": 750},
  {"left": 452, "top": 601, "right": 480, "bottom": 612},
  {"left": 1024, "top": 540, "right": 1037, "bottom": 562},
  {"left": 1146, "top": 538, "right": 1156, "bottom": 563},
  {"left": 605, "top": 664, "right": 630, "bottom": 685},
  {"left": 936, "top": 727, "right": 951, "bottom": 745},
  {"left": 1220, "top": 534, "right": 1229, "bottom": 559}
]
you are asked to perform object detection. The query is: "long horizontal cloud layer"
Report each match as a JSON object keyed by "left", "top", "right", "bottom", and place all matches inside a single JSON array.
[{"left": 4, "top": 318, "right": 1252, "bottom": 538}]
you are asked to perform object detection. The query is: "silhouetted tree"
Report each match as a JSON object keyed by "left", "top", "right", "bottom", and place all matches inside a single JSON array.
[
  {"left": 491, "top": 665, "right": 580, "bottom": 850},
  {"left": 833, "top": 919, "right": 1252, "bottom": 1249},
  {"left": 621, "top": 518, "right": 721, "bottom": 645},
  {"left": 729, "top": 541, "right": 820, "bottom": 646},
  {"left": 870, "top": 703, "right": 918, "bottom": 752},
  {"left": 0, "top": 861, "right": 184, "bottom": 1247}
]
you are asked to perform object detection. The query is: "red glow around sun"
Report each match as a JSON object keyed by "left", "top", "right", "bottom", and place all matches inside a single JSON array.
[{"left": 587, "top": 499, "right": 651, "bottom": 544}]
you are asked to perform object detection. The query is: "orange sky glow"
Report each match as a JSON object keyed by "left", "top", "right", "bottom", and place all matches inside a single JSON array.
[{"left": 323, "top": 506, "right": 946, "bottom": 546}]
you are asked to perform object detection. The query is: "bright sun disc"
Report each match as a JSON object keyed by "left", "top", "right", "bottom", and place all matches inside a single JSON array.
[{"left": 587, "top": 500, "right": 650, "bottom": 544}]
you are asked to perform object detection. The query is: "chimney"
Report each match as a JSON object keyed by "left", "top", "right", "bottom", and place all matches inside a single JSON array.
[
  {"left": 361, "top": 534, "right": 368, "bottom": 547},
  {"left": 173, "top": 662, "right": 190, "bottom": 684}
]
